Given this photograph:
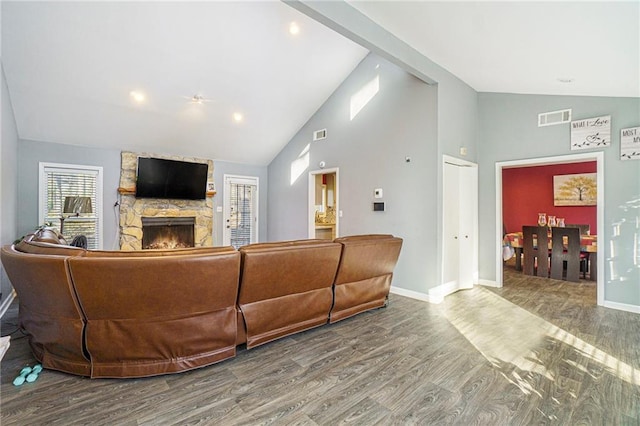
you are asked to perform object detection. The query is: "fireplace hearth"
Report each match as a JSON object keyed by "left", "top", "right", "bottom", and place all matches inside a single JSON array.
[{"left": 142, "top": 217, "right": 195, "bottom": 249}]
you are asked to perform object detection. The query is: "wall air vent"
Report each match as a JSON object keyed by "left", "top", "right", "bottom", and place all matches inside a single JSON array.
[
  {"left": 538, "top": 109, "right": 571, "bottom": 127},
  {"left": 313, "top": 129, "right": 327, "bottom": 141}
]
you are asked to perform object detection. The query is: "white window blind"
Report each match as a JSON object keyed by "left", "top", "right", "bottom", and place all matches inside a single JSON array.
[{"left": 39, "top": 163, "right": 103, "bottom": 249}]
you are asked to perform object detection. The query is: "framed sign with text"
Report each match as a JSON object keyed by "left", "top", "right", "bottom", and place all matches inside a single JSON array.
[
  {"left": 620, "top": 126, "right": 640, "bottom": 160},
  {"left": 570, "top": 115, "right": 611, "bottom": 150}
]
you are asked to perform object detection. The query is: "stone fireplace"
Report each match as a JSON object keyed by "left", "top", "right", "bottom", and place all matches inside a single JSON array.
[
  {"left": 118, "top": 151, "right": 214, "bottom": 251},
  {"left": 142, "top": 217, "right": 195, "bottom": 249}
]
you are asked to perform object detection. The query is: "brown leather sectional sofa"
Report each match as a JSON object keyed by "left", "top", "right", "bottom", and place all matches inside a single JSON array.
[{"left": 1, "top": 232, "right": 402, "bottom": 378}]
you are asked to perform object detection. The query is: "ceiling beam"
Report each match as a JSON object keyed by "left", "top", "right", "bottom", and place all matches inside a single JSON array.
[{"left": 284, "top": 0, "right": 438, "bottom": 86}]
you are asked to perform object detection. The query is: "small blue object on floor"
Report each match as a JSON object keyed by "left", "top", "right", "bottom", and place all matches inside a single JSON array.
[
  {"left": 27, "top": 364, "right": 43, "bottom": 382},
  {"left": 13, "top": 364, "right": 42, "bottom": 386}
]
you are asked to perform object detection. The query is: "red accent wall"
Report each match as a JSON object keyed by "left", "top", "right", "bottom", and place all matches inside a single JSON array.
[{"left": 502, "top": 162, "right": 597, "bottom": 234}]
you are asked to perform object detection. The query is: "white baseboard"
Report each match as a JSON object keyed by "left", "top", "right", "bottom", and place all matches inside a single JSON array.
[
  {"left": 477, "top": 279, "right": 500, "bottom": 288},
  {"left": 390, "top": 282, "right": 462, "bottom": 304},
  {"left": 390, "top": 286, "right": 430, "bottom": 303},
  {"left": 0, "top": 290, "right": 16, "bottom": 319},
  {"left": 427, "top": 281, "right": 461, "bottom": 304},
  {"left": 603, "top": 300, "right": 640, "bottom": 314}
]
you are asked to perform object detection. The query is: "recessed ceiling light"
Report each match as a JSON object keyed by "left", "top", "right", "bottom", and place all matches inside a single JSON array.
[
  {"left": 289, "top": 22, "right": 300, "bottom": 35},
  {"left": 557, "top": 78, "right": 575, "bottom": 83},
  {"left": 191, "top": 95, "right": 205, "bottom": 104},
  {"left": 129, "top": 90, "right": 145, "bottom": 103},
  {"left": 233, "top": 112, "right": 243, "bottom": 123}
]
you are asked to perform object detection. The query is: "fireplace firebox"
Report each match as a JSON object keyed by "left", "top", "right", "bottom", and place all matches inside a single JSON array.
[{"left": 141, "top": 217, "right": 195, "bottom": 249}]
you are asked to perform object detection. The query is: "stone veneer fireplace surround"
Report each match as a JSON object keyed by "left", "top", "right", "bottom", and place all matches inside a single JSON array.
[{"left": 118, "top": 151, "right": 215, "bottom": 251}]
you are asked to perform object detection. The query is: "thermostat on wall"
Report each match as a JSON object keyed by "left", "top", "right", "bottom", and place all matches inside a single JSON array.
[{"left": 373, "top": 202, "right": 385, "bottom": 212}]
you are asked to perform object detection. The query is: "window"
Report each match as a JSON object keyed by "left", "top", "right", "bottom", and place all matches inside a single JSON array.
[{"left": 39, "top": 163, "right": 103, "bottom": 249}]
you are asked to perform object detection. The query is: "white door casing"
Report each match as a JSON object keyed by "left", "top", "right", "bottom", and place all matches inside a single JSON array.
[
  {"left": 223, "top": 174, "right": 258, "bottom": 248},
  {"left": 308, "top": 168, "right": 339, "bottom": 239}
]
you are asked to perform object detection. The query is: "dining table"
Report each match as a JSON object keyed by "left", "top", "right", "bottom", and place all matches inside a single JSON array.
[{"left": 504, "top": 229, "right": 597, "bottom": 280}]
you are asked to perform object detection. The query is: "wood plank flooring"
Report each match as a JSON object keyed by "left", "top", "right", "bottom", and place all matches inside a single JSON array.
[{"left": 1, "top": 266, "right": 639, "bottom": 425}]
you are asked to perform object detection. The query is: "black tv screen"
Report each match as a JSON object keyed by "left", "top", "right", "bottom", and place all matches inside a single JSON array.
[{"left": 135, "top": 157, "right": 208, "bottom": 200}]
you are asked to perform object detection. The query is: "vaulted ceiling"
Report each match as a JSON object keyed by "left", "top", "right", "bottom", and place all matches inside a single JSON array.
[
  {"left": 2, "top": 1, "right": 637, "bottom": 166},
  {"left": 2, "top": 1, "right": 368, "bottom": 165}
]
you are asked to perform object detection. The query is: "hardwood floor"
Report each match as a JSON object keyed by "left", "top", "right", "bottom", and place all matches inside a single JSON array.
[{"left": 2, "top": 267, "right": 639, "bottom": 425}]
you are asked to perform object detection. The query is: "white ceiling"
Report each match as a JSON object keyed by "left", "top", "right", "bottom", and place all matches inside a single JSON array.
[
  {"left": 2, "top": 1, "right": 638, "bottom": 166},
  {"left": 350, "top": 1, "right": 639, "bottom": 98}
]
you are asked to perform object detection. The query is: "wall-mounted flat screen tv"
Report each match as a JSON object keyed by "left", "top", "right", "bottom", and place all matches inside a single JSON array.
[{"left": 135, "top": 157, "right": 208, "bottom": 200}]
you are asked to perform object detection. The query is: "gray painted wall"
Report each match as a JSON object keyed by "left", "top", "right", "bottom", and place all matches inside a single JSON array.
[
  {"left": 268, "top": 53, "right": 439, "bottom": 293},
  {"left": 478, "top": 93, "right": 640, "bottom": 306},
  {"left": 285, "top": 1, "right": 479, "bottom": 295},
  {"left": 17, "top": 139, "right": 121, "bottom": 250},
  {"left": 1, "top": 65, "right": 19, "bottom": 300},
  {"left": 212, "top": 160, "right": 268, "bottom": 246}
]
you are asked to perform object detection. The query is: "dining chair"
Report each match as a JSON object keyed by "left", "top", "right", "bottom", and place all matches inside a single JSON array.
[
  {"left": 550, "top": 227, "right": 581, "bottom": 282},
  {"left": 565, "top": 224, "right": 591, "bottom": 278},
  {"left": 522, "top": 226, "right": 549, "bottom": 278}
]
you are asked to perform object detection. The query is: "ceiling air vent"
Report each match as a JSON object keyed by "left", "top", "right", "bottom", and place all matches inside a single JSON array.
[
  {"left": 313, "top": 129, "right": 327, "bottom": 141},
  {"left": 538, "top": 109, "right": 571, "bottom": 127}
]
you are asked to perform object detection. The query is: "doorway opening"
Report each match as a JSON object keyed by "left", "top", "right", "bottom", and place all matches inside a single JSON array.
[
  {"left": 308, "top": 168, "right": 339, "bottom": 240},
  {"left": 495, "top": 152, "right": 604, "bottom": 306}
]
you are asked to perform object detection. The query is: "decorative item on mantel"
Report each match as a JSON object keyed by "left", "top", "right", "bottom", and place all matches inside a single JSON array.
[
  {"left": 548, "top": 215, "right": 557, "bottom": 227},
  {"left": 556, "top": 218, "right": 565, "bottom": 227},
  {"left": 620, "top": 126, "right": 640, "bottom": 161}
]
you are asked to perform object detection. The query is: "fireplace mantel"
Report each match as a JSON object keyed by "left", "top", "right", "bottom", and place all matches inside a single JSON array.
[{"left": 118, "top": 151, "right": 214, "bottom": 251}]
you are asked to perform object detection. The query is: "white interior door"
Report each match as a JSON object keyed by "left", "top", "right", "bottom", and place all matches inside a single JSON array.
[
  {"left": 443, "top": 158, "right": 478, "bottom": 291},
  {"left": 223, "top": 175, "right": 258, "bottom": 249}
]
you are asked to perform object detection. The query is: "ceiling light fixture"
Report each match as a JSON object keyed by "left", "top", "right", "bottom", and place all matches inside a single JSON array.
[
  {"left": 289, "top": 22, "right": 300, "bottom": 35},
  {"left": 233, "top": 112, "right": 243, "bottom": 123},
  {"left": 557, "top": 78, "right": 575, "bottom": 83},
  {"left": 191, "top": 95, "right": 205, "bottom": 104},
  {"left": 129, "top": 90, "right": 145, "bottom": 103}
]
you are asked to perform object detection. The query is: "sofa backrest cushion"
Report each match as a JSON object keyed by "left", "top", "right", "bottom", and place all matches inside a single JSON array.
[
  {"left": 238, "top": 239, "right": 342, "bottom": 348},
  {"left": 330, "top": 235, "right": 403, "bottom": 323},
  {"left": 333, "top": 235, "right": 403, "bottom": 284},
  {"left": 67, "top": 251, "right": 241, "bottom": 377},
  {"left": 0, "top": 245, "right": 90, "bottom": 375},
  {"left": 238, "top": 240, "right": 341, "bottom": 303}
]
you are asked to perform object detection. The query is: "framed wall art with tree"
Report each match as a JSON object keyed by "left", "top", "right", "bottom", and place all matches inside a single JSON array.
[{"left": 553, "top": 173, "right": 597, "bottom": 206}]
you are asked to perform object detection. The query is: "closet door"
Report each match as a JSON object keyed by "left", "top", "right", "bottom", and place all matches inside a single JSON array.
[{"left": 443, "top": 160, "right": 477, "bottom": 291}]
